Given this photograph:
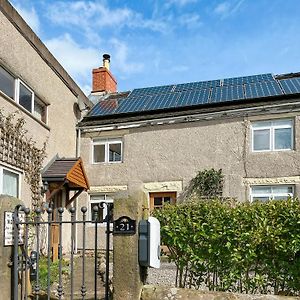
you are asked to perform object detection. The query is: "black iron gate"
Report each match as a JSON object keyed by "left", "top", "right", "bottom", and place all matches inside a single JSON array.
[{"left": 12, "top": 202, "right": 113, "bottom": 300}]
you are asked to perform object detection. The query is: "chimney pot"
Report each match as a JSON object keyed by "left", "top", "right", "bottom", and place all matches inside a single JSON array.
[
  {"left": 103, "top": 54, "right": 110, "bottom": 70},
  {"left": 92, "top": 53, "right": 117, "bottom": 93},
  {"left": 103, "top": 53, "right": 110, "bottom": 61}
]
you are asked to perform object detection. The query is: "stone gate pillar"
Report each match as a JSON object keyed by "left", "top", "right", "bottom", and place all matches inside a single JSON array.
[
  {"left": 113, "top": 193, "right": 148, "bottom": 300},
  {"left": 0, "top": 195, "right": 24, "bottom": 299}
]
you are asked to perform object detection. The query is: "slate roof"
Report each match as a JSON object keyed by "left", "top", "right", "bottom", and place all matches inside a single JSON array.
[{"left": 81, "top": 72, "right": 300, "bottom": 124}]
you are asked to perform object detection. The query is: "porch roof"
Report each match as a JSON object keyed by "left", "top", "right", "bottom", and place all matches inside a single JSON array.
[{"left": 42, "top": 158, "right": 89, "bottom": 190}]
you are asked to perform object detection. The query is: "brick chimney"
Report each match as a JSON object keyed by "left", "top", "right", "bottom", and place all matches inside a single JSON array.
[{"left": 92, "top": 54, "right": 117, "bottom": 93}]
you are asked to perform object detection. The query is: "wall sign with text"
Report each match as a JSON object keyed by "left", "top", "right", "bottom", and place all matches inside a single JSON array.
[
  {"left": 113, "top": 216, "right": 136, "bottom": 235},
  {"left": 4, "top": 211, "right": 25, "bottom": 246}
]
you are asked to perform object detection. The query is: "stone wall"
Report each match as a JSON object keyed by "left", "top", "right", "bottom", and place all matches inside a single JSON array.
[{"left": 141, "top": 285, "right": 299, "bottom": 300}]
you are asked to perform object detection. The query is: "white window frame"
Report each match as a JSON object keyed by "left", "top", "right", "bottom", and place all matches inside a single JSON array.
[
  {"left": 251, "top": 119, "right": 293, "bottom": 152},
  {"left": 92, "top": 138, "right": 123, "bottom": 164},
  {"left": 0, "top": 165, "right": 21, "bottom": 198},
  {"left": 250, "top": 185, "right": 294, "bottom": 202},
  {"left": 15, "top": 79, "right": 35, "bottom": 113},
  {"left": 89, "top": 194, "right": 113, "bottom": 226},
  {"left": 0, "top": 65, "right": 47, "bottom": 124}
]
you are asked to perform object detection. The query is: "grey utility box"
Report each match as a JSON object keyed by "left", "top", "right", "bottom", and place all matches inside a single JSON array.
[{"left": 138, "top": 217, "right": 160, "bottom": 268}]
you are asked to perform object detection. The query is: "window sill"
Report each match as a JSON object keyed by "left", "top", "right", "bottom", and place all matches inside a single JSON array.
[
  {"left": 0, "top": 90, "right": 50, "bottom": 131},
  {"left": 251, "top": 149, "right": 294, "bottom": 153},
  {"left": 92, "top": 161, "right": 123, "bottom": 165}
]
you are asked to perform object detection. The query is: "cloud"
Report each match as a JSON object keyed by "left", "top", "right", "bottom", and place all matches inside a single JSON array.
[
  {"left": 109, "top": 39, "right": 144, "bottom": 78},
  {"left": 166, "top": 0, "right": 198, "bottom": 7},
  {"left": 45, "top": 34, "right": 99, "bottom": 83},
  {"left": 179, "top": 13, "right": 202, "bottom": 29},
  {"left": 46, "top": 1, "right": 170, "bottom": 34},
  {"left": 12, "top": 3, "right": 40, "bottom": 34},
  {"left": 214, "top": 0, "right": 245, "bottom": 19},
  {"left": 44, "top": 34, "right": 144, "bottom": 92}
]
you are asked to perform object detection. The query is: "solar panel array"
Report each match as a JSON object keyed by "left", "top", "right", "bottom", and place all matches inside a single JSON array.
[
  {"left": 280, "top": 77, "right": 300, "bottom": 94},
  {"left": 88, "top": 73, "right": 300, "bottom": 117}
]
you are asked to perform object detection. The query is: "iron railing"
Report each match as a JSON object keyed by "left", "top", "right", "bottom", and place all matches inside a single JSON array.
[{"left": 12, "top": 203, "right": 113, "bottom": 300}]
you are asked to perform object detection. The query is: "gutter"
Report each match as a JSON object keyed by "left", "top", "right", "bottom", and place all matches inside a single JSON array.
[{"left": 78, "top": 100, "right": 300, "bottom": 132}]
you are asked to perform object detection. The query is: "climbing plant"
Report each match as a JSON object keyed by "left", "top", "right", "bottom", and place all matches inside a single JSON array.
[
  {"left": 0, "top": 109, "right": 46, "bottom": 207},
  {"left": 190, "top": 168, "right": 224, "bottom": 199}
]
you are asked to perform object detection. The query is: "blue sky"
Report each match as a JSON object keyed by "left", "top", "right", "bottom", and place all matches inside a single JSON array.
[{"left": 11, "top": 0, "right": 300, "bottom": 95}]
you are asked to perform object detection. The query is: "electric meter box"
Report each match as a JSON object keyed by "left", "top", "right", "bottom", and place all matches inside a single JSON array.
[{"left": 138, "top": 216, "right": 160, "bottom": 268}]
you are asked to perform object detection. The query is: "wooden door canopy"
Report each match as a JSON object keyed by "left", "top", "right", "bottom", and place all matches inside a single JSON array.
[{"left": 42, "top": 157, "right": 90, "bottom": 190}]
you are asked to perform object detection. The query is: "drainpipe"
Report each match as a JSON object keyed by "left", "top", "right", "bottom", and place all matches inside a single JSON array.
[{"left": 74, "top": 127, "right": 81, "bottom": 253}]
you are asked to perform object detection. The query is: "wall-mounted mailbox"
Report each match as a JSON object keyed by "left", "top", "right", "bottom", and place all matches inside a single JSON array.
[{"left": 138, "top": 216, "right": 160, "bottom": 268}]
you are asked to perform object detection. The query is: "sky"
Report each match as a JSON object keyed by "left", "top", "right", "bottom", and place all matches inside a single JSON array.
[{"left": 10, "top": 0, "right": 300, "bottom": 95}]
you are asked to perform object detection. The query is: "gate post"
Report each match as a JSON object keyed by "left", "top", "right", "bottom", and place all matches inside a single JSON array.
[
  {"left": 113, "top": 193, "right": 147, "bottom": 300},
  {"left": 0, "top": 195, "right": 24, "bottom": 300}
]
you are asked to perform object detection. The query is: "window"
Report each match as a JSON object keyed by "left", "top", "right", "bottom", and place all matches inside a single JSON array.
[
  {"left": 93, "top": 138, "right": 122, "bottom": 163},
  {"left": 89, "top": 195, "right": 113, "bottom": 223},
  {"left": 149, "top": 192, "right": 177, "bottom": 210},
  {"left": 34, "top": 96, "right": 47, "bottom": 123},
  {"left": 0, "top": 66, "right": 47, "bottom": 123},
  {"left": 0, "top": 166, "right": 20, "bottom": 198},
  {"left": 250, "top": 185, "right": 293, "bottom": 202},
  {"left": 18, "top": 80, "right": 34, "bottom": 112},
  {"left": 0, "top": 66, "right": 15, "bottom": 99},
  {"left": 251, "top": 119, "right": 293, "bottom": 152}
]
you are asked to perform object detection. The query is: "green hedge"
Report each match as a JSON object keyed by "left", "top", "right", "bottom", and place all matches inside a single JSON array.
[{"left": 153, "top": 199, "right": 300, "bottom": 294}]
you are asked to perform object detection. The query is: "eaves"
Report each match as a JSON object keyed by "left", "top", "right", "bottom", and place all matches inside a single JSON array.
[{"left": 78, "top": 94, "right": 300, "bottom": 129}]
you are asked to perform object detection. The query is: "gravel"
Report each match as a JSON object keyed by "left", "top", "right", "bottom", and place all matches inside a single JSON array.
[{"left": 146, "top": 262, "right": 177, "bottom": 286}]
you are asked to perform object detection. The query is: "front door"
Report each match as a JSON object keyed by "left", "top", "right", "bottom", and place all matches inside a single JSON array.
[{"left": 149, "top": 192, "right": 177, "bottom": 211}]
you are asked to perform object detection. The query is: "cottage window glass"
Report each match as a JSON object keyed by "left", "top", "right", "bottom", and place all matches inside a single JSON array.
[
  {"left": 250, "top": 185, "right": 293, "bottom": 202},
  {"left": 34, "top": 96, "right": 47, "bottom": 123},
  {"left": 0, "top": 167, "right": 20, "bottom": 198},
  {"left": 252, "top": 119, "right": 293, "bottom": 151},
  {"left": 19, "top": 82, "right": 33, "bottom": 112},
  {"left": 93, "top": 139, "right": 122, "bottom": 163},
  {"left": 93, "top": 144, "right": 105, "bottom": 163},
  {"left": 90, "top": 195, "right": 113, "bottom": 223},
  {"left": 0, "top": 66, "right": 15, "bottom": 99},
  {"left": 109, "top": 143, "right": 122, "bottom": 162}
]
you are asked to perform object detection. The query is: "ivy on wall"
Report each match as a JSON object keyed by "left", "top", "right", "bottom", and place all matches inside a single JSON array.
[
  {"left": 189, "top": 168, "right": 224, "bottom": 199},
  {"left": 0, "top": 109, "right": 46, "bottom": 207}
]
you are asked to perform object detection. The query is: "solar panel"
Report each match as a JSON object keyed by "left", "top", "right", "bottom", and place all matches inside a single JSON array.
[
  {"left": 86, "top": 72, "right": 300, "bottom": 118},
  {"left": 211, "top": 85, "right": 244, "bottom": 102},
  {"left": 174, "top": 80, "right": 220, "bottom": 92},
  {"left": 116, "top": 96, "right": 151, "bottom": 113},
  {"left": 245, "top": 81, "right": 283, "bottom": 99},
  {"left": 223, "top": 73, "right": 273, "bottom": 86},
  {"left": 144, "top": 93, "right": 180, "bottom": 110},
  {"left": 129, "top": 85, "right": 174, "bottom": 97},
  {"left": 279, "top": 78, "right": 300, "bottom": 94},
  {"left": 177, "top": 89, "right": 210, "bottom": 107},
  {"left": 88, "top": 99, "right": 118, "bottom": 116}
]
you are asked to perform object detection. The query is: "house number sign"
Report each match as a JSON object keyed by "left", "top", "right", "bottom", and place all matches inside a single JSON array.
[
  {"left": 4, "top": 211, "right": 25, "bottom": 246},
  {"left": 113, "top": 216, "right": 136, "bottom": 235}
]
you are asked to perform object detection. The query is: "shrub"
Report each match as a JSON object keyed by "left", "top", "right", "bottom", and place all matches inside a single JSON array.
[
  {"left": 153, "top": 198, "right": 300, "bottom": 295},
  {"left": 190, "top": 169, "right": 223, "bottom": 199}
]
